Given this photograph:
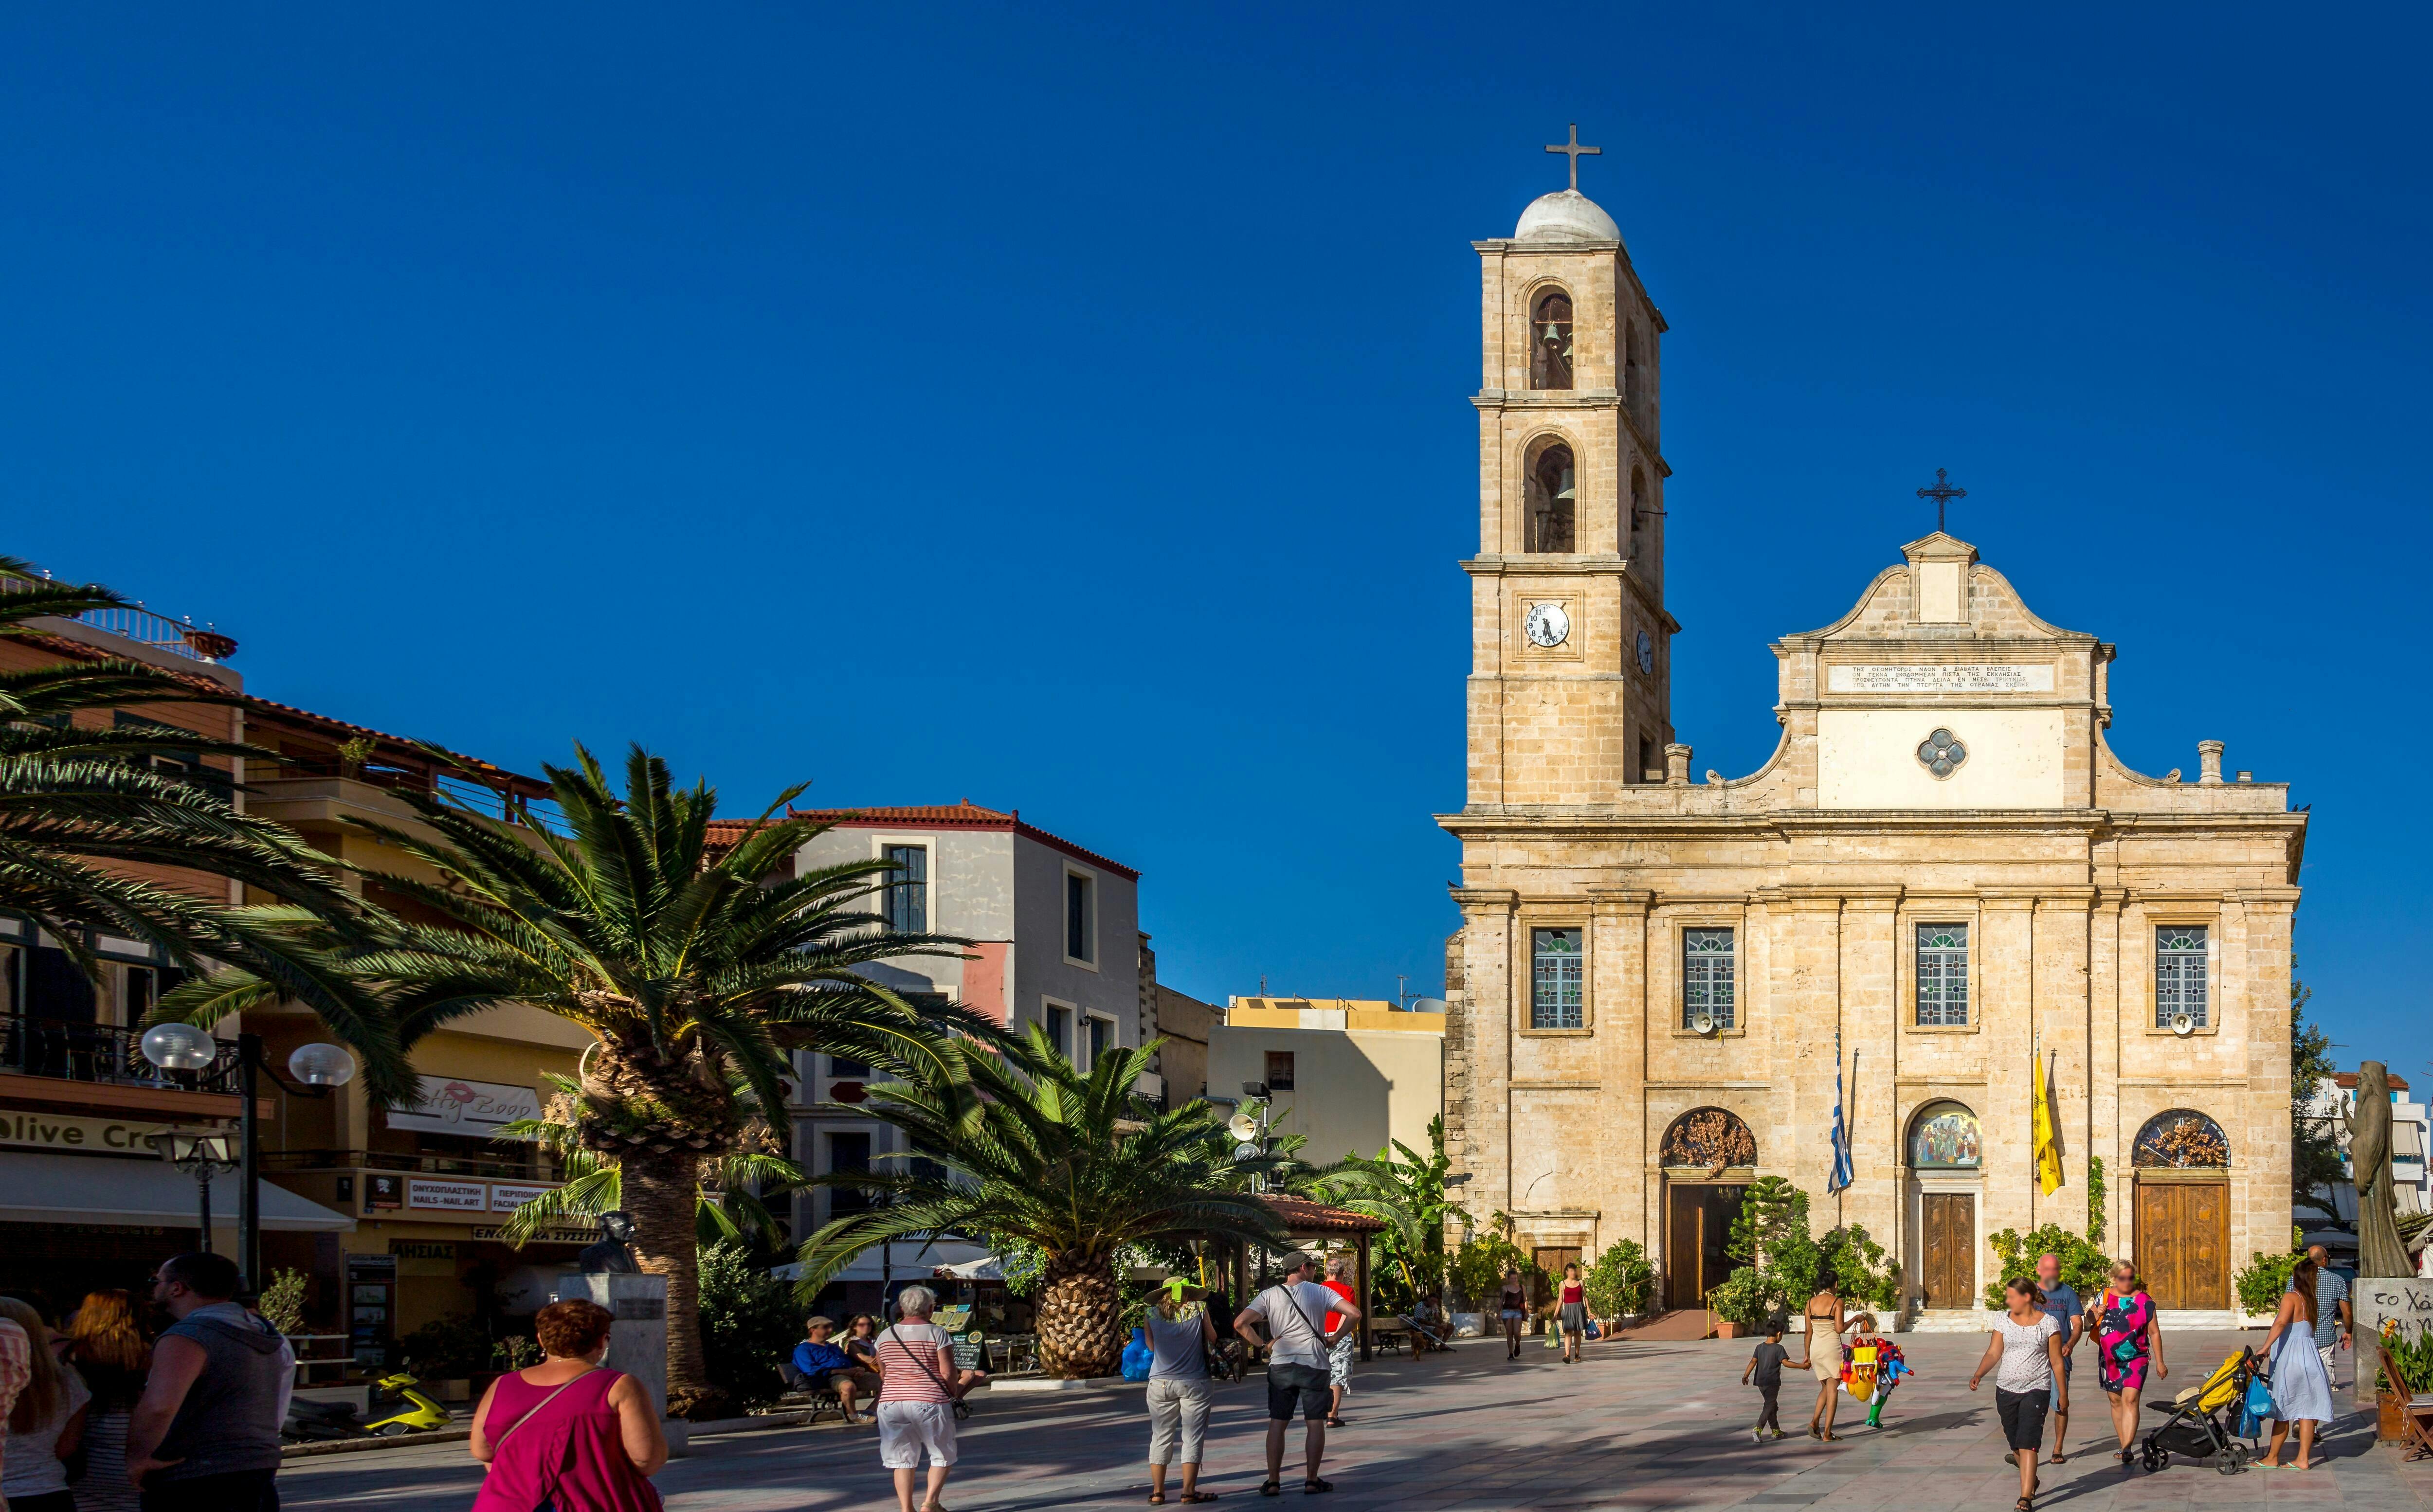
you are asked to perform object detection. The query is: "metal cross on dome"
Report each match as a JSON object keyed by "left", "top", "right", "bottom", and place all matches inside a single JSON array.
[
  {"left": 1545, "top": 124, "right": 1601, "bottom": 192},
  {"left": 1916, "top": 468, "right": 1968, "bottom": 533}
]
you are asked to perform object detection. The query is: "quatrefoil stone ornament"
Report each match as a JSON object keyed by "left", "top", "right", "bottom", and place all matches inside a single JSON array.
[{"left": 1917, "top": 727, "right": 1967, "bottom": 777}]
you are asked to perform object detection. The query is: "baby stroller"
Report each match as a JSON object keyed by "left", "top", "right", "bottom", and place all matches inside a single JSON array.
[{"left": 2140, "top": 1348, "right": 2260, "bottom": 1474}]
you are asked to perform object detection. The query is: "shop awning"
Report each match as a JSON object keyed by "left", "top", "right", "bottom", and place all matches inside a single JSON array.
[{"left": 0, "top": 1153, "right": 355, "bottom": 1231}]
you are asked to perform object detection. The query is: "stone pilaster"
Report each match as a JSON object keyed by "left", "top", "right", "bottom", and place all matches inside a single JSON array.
[{"left": 1591, "top": 888, "right": 1652, "bottom": 1257}]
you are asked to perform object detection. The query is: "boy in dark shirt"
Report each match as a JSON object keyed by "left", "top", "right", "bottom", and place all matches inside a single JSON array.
[{"left": 1742, "top": 1323, "right": 1791, "bottom": 1441}]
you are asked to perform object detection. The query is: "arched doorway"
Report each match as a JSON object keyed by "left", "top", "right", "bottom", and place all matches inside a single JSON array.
[
  {"left": 1905, "top": 1100, "right": 1984, "bottom": 1314},
  {"left": 2132, "top": 1110, "right": 2231, "bottom": 1310},
  {"left": 1659, "top": 1108, "right": 1756, "bottom": 1310}
]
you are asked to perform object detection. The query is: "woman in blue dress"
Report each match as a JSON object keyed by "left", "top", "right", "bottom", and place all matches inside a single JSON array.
[{"left": 2257, "top": 1257, "right": 2336, "bottom": 1470}]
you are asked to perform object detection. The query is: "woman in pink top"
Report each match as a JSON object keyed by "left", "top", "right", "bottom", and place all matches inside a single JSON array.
[{"left": 470, "top": 1299, "right": 667, "bottom": 1512}]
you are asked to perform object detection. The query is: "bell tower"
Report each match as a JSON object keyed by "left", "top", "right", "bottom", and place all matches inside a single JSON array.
[{"left": 1465, "top": 134, "right": 1676, "bottom": 807}]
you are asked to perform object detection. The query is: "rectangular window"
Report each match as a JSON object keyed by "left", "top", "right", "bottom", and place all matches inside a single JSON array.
[
  {"left": 1530, "top": 928, "right": 1584, "bottom": 1029},
  {"left": 1066, "top": 873, "right": 1094, "bottom": 963},
  {"left": 2156, "top": 925, "right": 2209, "bottom": 1027},
  {"left": 1264, "top": 1050, "right": 1295, "bottom": 1091},
  {"left": 1047, "top": 1004, "right": 1073, "bottom": 1061},
  {"left": 882, "top": 845, "right": 927, "bottom": 934},
  {"left": 1086, "top": 1015, "right": 1112, "bottom": 1069},
  {"left": 827, "top": 1131, "right": 873, "bottom": 1217},
  {"left": 1915, "top": 923, "right": 1969, "bottom": 1026},
  {"left": 829, "top": 1054, "right": 870, "bottom": 1079},
  {"left": 1682, "top": 928, "right": 1735, "bottom": 1029}
]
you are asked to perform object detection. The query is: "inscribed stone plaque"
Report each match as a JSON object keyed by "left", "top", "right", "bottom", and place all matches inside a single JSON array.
[{"left": 1827, "top": 664, "right": 2056, "bottom": 693}]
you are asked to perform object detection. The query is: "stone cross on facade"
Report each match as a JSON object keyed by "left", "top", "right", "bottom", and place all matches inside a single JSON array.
[
  {"left": 1916, "top": 468, "right": 1968, "bottom": 533},
  {"left": 1545, "top": 124, "right": 1601, "bottom": 192}
]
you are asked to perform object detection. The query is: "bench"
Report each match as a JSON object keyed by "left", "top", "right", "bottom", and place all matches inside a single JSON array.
[
  {"left": 1369, "top": 1319, "right": 1411, "bottom": 1356},
  {"left": 774, "top": 1362, "right": 850, "bottom": 1424}
]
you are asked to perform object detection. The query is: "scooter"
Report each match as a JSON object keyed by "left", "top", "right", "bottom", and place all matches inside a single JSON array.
[{"left": 284, "top": 1371, "right": 455, "bottom": 1440}]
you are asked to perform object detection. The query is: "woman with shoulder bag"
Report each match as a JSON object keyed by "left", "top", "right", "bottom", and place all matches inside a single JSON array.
[
  {"left": 468, "top": 1298, "right": 667, "bottom": 1512},
  {"left": 1142, "top": 1281, "right": 1220, "bottom": 1505},
  {"left": 873, "top": 1287, "right": 979, "bottom": 1512}
]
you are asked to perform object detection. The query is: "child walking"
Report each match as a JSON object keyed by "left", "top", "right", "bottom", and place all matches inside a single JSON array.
[
  {"left": 1742, "top": 1322, "right": 1791, "bottom": 1441},
  {"left": 1845, "top": 1314, "right": 1911, "bottom": 1429}
]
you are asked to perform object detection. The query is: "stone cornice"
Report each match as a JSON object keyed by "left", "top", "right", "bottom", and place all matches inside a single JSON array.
[{"left": 1470, "top": 391, "right": 1672, "bottom": 477}]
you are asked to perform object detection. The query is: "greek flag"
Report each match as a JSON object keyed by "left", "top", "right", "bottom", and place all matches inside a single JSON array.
[{"left": 1827, "top": 1028, "right": 1854, "bottom": 1195}]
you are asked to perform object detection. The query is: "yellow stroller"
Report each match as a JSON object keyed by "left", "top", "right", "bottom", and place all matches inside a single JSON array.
[{"left": 2139, "top": 1348, "right": 2260, "bottom": 1474}]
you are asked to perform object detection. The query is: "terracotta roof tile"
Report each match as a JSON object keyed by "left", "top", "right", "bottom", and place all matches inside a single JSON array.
[
  {"left": 783, "top": 801, "right": 1141, "bottom": 881},
  {"left": 1258, "top": 1195, "right": 1387, "bottom": 1235}
]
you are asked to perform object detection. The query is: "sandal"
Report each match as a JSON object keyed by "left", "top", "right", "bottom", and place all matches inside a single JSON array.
[
  {"left": 2048, "top": 1451, "right": 2066, "bottom": 1465},
  {"left": 1303, "top": 1479, "right": 1333, "bottom": 1495},
  {"left": 1150, "top": 1497, "right": 1167, "bottom": 1506},
  {"left": 1181, "top": 1494, "right": 1222, "bottom": 1504},
  {"left": 1260, "top": 1482, "right": 1282, "bottom": 1498},
  {"left": 1325, "top": 1416, "right": 1347, "bottom": 1427},
  {"left": 2015, "top": 1499, "right": 2034, "bottom": 1512}
]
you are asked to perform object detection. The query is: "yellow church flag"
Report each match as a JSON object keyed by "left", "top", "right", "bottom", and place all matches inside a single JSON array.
[{"left": 2032, "top": 1047, "right": 2063, "bottom": 1196}]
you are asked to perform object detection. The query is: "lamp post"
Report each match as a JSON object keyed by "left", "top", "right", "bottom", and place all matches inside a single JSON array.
[
  {"left": 141, "top": 1025, "right": 357, "bottom": 1291},
  {"left": 145, "top": 1129, "right": 239, "bottom": 1250}
]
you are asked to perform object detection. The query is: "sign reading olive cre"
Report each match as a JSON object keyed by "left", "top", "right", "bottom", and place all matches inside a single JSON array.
[{"left": 1828, "top": 664, "right": 2056, "bottom": 693}]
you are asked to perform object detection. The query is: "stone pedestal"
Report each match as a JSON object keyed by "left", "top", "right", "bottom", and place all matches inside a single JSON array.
[
  {"left": 555, "top": 1272, "right": 690, "bottom": 1456},
  {"left": 2349, "top": 1275, "right": 2433, "bottom": 1416}
]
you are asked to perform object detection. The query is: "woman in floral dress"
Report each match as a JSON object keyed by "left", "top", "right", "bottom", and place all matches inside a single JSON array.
[{"left": 2091, "top": 1262, "right": 2166, "bottom": 1464}]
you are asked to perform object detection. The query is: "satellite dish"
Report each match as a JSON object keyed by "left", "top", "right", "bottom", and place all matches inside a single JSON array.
[
  {"left": 2170, "top": 1011, "right": 2196, "bottom": 1037},
  {"left": 1233, "top": 1142, "right": 1263, "bottom": 1163},
  {"left": 1227, "top": 1113, "right": 1259, "bottom": 1142},
  {"left": 1407, "top": 997, "right": 1449, "bottom": 1014},
  {"left": 1692, "top": 1011, "right": 1718, "bottom": 1036}
]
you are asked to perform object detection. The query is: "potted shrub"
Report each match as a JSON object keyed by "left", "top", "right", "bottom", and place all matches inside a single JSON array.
[{"left": 1706, "top": 1268, "right": 1769, "bottom": 1339}]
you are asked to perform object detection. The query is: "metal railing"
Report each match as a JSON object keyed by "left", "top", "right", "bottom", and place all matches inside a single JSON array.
[
  {"left": 0, "top": 571, "right": 236, "bottom": 663},
  {"left": 435, "top": 774, "right": 571, "bottom": 837},
  {"left": 0, "top": 1012, "right": 241, "bottom": 1094},
  {"left": 261, "top": 1148, "right": 564, "bottom": 1181}
]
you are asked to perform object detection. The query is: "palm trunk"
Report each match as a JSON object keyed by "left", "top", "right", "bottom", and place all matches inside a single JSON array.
[
  {"left": 1036, "top": 1250, "right": 1121, "bottom": 1379},
  {"left": 620, "top": 1145, "right": 724, "bottom": 1418}
]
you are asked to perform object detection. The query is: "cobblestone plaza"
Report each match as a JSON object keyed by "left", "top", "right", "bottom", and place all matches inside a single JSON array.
[{"left": 281, "top": 1331, "right": 2432, "bottom": 1512}]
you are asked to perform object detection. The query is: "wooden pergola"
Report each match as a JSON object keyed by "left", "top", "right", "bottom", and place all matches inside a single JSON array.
[{"left": 1218, "top": 1195, "right": 1389, "bottom": 1362}]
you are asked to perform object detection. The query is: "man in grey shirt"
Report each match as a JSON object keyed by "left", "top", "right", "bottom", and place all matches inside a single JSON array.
[
  {"left": 1236, "top": 1250, "right": 1359, "bottom": 1496},
  {"left": 2296, "top": 1244, "right": 2351, "bottom": 1383}
]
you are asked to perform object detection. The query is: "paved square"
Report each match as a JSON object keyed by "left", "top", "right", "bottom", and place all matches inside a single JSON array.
[{"left": 280, "top": 1330, "right": 2433, "bottom": 1510}]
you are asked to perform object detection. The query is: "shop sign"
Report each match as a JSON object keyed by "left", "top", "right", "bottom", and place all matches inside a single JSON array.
[
  {"left": 388, "top": 1241, "right": 458, "bottom": 1260},
  {"left": 489, "top": 1183, "right": 556, "bottom": 1212},
  {"left": 364, "top": 1175, "right": 404, "bottom": 1211},
  {"left": 387, "top": 1076, "right": 544, "bottom": 1138},
  {"left": 405, "top": 1179, "right": 487, "bottom": 1212},
  {"left": 0, "top": 1111, "right": 190, "bottom": 1153},
  {"left": 470, "top": 1224, "right": 594, "bottom": 1245}
]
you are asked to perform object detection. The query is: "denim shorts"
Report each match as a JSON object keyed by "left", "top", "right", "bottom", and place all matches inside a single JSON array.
[{"left": 1265, "top": 1361, "right": 1329, "bottom": 1421}]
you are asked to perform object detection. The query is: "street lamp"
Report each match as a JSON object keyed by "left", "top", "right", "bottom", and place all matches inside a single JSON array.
[
  {"left": 146, "top": 1129, "right": 239, "bottom": 1251},
  {"left": 141, "top": 1029, "right": 357, "bottom": 1291}
]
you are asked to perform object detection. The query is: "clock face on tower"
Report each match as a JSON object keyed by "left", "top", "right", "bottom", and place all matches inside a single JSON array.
[
  {"left": 1524, "top": 602, "right": 1570, "bottom": 648},
  {"left": 1636, "top": 630, "right": 1655, "bottom": 674}
]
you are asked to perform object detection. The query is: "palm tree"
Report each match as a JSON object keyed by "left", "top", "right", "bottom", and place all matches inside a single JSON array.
[
  {"left": 158, "top": 743, "right": 998, "bottom": 1414},
  {"left": 0, "top": 558, "right": 397, "bottom": 1085},
  {"left": 794, "top": 1028, "right": 1288, "bottom": 1378},
  {"left": 1299, "top": 1117, "right": 1469, "bottom": 1309},
  {"left": 496, "top": 1072, "right": 803, "bottom": 1248}
]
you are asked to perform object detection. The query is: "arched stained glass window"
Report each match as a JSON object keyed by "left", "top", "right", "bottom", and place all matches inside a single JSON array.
[
  {"left": 1908, "top": 1101, "right": 1982, "bottom": 1169},
  {"left": 2133, "top": 1109, "right": 2229, "bottom": 1169}
]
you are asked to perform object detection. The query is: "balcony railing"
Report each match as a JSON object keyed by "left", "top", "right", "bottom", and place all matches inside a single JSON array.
[
  {"left": 261, "top": 1148, "right": 565, "bottom": 1182},
  {"left": 0, "top": 572, "right": 236, "bottom": 663},
  {"left": 0, "top": 1013, "right": 241, "bottom": 1095}
]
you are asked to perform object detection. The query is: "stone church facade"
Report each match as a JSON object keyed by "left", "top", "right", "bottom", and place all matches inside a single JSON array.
[{"left": 1438, "top": 179, "right": 2304, "bottom": 1322}]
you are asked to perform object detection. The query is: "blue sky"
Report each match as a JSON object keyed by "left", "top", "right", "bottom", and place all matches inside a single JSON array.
[{"left": 4, "top": 5, "right": 2426, "bottom": 1060}]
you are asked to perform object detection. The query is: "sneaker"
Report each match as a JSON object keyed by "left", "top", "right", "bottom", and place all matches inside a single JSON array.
[
  {"left": 1752, "top": 1427, "right": 1764, "bottom": 1442},
  {"left": 1771, "top": 1428, "right": 1786, "bottom": 1440}
]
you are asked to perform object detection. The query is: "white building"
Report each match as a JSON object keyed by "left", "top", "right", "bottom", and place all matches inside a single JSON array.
[
  {"left": 781, "top": 801, "right": 1152, "bottom": 1297},
  {"left": 2303, "top": 1070, "right": 2430, "bottom": 1229}
]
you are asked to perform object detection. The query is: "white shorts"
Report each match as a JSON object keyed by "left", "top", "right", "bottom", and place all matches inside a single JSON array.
[{"left": 877, "top": 1400, "right": 958, "bottom": 1468}]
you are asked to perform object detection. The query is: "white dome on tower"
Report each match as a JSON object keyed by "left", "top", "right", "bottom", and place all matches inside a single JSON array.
[{"left": 1514, "top": 190, "right": 1621, "bottom": 244}]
